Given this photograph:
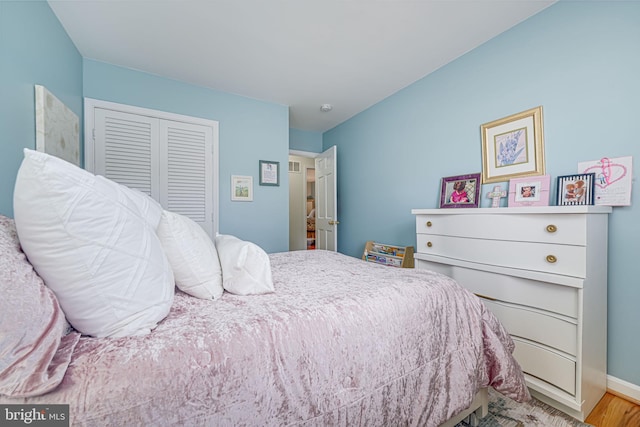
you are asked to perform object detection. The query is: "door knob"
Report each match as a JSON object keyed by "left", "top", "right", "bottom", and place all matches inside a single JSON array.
[{"left": 328, "top": 220, "right": 340, "bottom": 225}]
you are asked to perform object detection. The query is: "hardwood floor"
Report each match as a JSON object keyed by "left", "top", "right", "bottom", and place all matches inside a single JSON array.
[{"left": 585, "top": 392, "right": 640, "bottom": 427}]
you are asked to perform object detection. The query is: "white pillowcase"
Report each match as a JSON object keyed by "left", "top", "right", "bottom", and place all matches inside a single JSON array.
[
  {"left": 214, "top": 234, "right": 274, "bottom": 295},
  {"left": 13, "top": 149, "right": 174, "bottom": 338},
  {"left": 157, "top": 210, "right": 223, "bottom": 300}
]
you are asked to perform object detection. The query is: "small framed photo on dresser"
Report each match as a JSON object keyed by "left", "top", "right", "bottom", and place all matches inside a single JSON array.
[
  {"left": 556, "top": 173, "right": 596, "bottom": 206},
  {"left": 508, "top": 175, "right": 550, "bottom": 207},
  {"left": 439, "top": 173, "right": 481, "bottom": 208}
]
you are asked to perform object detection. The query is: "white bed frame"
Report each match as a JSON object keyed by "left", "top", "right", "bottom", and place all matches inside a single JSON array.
[{"left": 440, "top": 388, "right": 489, "bottom": 427}]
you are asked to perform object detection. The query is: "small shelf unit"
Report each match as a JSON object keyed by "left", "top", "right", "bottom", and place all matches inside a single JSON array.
[{"left": 362, "top": 241, "right": 415, "bottom": 268}]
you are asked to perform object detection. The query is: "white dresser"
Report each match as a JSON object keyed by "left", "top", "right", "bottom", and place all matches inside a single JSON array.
[{"left": 411, "top": 206, "right": 611, "bottom": 421}]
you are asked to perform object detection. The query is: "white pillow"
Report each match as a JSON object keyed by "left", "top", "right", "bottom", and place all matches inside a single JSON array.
[
  {"left": 118, "top": 184, "right": 163, "bottom": 229},
  {"left": 214, "top": 234, "right": 274, "bottom": 295},
  {"left": 157, "top": 210, "right": 223, "bottom": 300},
  {"left": 13, "top": 149, "right": 174, "bottom": 338}
]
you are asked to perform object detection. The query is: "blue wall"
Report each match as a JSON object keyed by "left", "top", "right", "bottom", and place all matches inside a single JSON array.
[
  {"left": 0, "top": 2, "right": 289, "bottom": 254},
  {"left": 83, "top": 60, "right": 290, "bottom": 253},
  {"left": 289, "top": 128, "right": 323, "bottom": 153},
  {"left": 0, "top": 1, "right": 83, "bottom": 217},
  {"left": 324, "top": 1, "right": 640, "bottom": 387}
]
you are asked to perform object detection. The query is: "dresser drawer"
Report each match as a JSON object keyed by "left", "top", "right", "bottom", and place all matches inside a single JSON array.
[
  {"left": 482, "top": 299, "right": 577, "bottom": 355},
  {"left": 513, "top": 337, "right": 576, "bottom": 395},
  {"left": 416, "top": 234, "right": 586, "bottom": 278},
  {"left": 415, "top": 213, "right": 587, "bottom": 245},
  {"left": 446, "top": 266, "right": 579, "bottom": 318}
]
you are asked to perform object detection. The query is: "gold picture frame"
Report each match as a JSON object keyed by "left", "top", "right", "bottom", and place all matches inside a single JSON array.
[{"left": 480, "top": 106, "right": 545, "bottom": 184}]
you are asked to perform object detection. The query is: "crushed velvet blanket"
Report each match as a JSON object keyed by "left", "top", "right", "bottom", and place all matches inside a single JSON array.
[{"left": 3, "top": 250, "right": 529, "bottom": 426}]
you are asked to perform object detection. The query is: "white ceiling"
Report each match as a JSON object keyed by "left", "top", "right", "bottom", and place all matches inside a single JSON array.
[{"left": 48, "top": 0, "right": 556, "bottom": 133}]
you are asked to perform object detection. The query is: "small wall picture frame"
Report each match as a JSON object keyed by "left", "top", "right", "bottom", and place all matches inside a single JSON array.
[
  {"left": 439, "top": 173, "right": 481, "bottom": 208},
  {"left": 508, "top": 175, "right": 551, "bottom": 207},
  {"left": 259, "top": 160, "right": 280, "bottom": 186},
  {"left": 556, "top": 173, "right": 596, "bottom": 206},
  {"left": 231, "top": 175, "right": 253, "bottom": 201}
]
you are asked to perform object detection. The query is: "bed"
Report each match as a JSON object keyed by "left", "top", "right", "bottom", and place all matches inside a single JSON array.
[
  {"left": 1, "top": 150, "right": 530, "bottom": 426},
  {"left": 1, "top": 231, "right": 529, "bottom": 425}
]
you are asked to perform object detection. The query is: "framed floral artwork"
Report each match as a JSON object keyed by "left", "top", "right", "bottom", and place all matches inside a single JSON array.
[
  {"left": 439, "top": 173, "right": 481, "bottom": 208},
  {"left": 481, "top": 106, "right": 545, "bottom": 184}
]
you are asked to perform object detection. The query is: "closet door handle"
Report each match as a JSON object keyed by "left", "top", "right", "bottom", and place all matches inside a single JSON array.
[{"left": 328, "top": 220, "right": 340, "bottom": 225}]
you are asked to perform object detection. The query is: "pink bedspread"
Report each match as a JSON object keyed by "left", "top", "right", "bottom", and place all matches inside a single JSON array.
[{"left": 3, "top": 250, "right": 529, "bottom": 426}]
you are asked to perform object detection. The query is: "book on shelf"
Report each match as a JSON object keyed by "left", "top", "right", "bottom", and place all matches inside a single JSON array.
[
  {"left": 362, "top": 241, "right": 414, "bottom": 268},
  {"left": 365, "top": 252, "right": 403, "bottom": 267},
  {"left": 369, "top": 243, "right": 406, "bottom": 257}
]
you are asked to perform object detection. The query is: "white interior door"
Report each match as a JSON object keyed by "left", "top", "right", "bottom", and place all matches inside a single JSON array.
[{"left": 315, "top": 145, "right": 337, "bottom": 251}]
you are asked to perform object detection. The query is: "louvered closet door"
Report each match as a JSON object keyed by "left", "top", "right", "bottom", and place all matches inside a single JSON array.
[
  {"left": 92, "top": 107, "right": 215, "bottom": 237},
  {"left": 94, "top": 108, "right": 160, "bottom": 200},
  {"left": 159, "top": 120, "right": 214, "bottom": 236}
]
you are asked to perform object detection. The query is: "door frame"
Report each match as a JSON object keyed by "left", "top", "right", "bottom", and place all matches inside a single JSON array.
[
  {"left": 288, "top": 147, "right": 338, "bottom": 252},
  {"left": 289, "top": 150, "right": 318, "bottom": 251}
]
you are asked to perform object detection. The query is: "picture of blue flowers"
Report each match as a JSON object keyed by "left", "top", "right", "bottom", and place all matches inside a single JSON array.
[
  {"left": 480, "top": 106, "right": 545, "bottom": 184},
  {"left": 496, "top": 129, "right": 527, "bottom": 167}
]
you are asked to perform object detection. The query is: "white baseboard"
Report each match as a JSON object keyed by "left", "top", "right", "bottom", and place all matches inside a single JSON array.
[{"left": 608, "top": 375, "right": 640, "bottom": 405}]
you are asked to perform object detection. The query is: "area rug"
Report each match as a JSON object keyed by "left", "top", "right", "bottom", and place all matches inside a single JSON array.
[{"left": 455, "top": 388, "right": 594, "bottom": 427}]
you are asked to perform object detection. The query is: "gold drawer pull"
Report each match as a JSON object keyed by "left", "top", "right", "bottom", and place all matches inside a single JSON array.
[
  {"left": 546, "top": 255, "right": 557, "bottom": 263},
  {"left": 474, "top": 293, "right": 497, "bottom": 301},
  {"left": 546, "top": 224, "right": 557, "bottom": 233},
  {"left": 426, "top": 241, "right": 433, "bottom": 248},
  {"left": 426, "top": 221, "right": 432, "bottom": 227}
]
